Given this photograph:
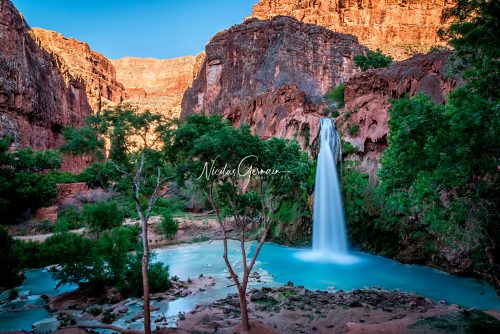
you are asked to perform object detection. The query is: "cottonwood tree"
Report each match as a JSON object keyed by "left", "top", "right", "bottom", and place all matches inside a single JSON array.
[
  {"left": 170, "top": 115, "right": 311, "bottom": 333},
  {"left": 63, "top": 106, "right": 173, "bottom": 334}
]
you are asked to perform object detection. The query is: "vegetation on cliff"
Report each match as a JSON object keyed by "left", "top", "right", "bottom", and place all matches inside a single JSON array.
[
  {"left": 343, "top": 0, "right": 499, "bottom": 287},
  {"left": 354, "top": 49, "right": 393, "bottom": 71}
]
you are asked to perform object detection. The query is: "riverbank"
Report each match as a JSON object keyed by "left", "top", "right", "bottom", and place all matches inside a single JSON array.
[{"left": 174, "top": 285, "right": 500, "bottom": 334}]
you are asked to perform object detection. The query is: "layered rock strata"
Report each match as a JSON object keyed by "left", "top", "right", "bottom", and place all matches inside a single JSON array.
[
  {"left": 182, "top": 16, "right": 367, "bottom": 148},
  {"left": 251, "top": 0, "right": 456, "bottom": 59}
]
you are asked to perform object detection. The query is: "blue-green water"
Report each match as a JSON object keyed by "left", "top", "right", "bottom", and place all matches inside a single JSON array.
[
  {"left": 0, "top": 270, "right": 76, "bottom": 332},
  {"left": 1, "top": 240, "right": 499, "bottom": 332}
]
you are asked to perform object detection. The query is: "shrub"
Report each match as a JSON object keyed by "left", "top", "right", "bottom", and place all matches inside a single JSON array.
[
  {"left": 342, "top": 140, "right": 358, "bottom": 155},
  {"left": 348, "top": 124, "right": 360, "bottom": 136},
  {"left": 354, "top": 49, "right": 392, "bottom": 70},
  {"left": 0, "top": 139, "right": 62, "bottom": 224},
  {"left": 48, "top": 171, "right": 79, "bottom": 184},
  {"left": 56, "top": 207, "right": 85, "bottom": 230},
  {"left": 82, "top": 201, "right": 124, "bottom": 233},
  {"left": 101, "top": 310, "right": 116, "bottom": 324},
  {"left": 120, "top": 251, "right": 171, "bottom": 297},
  {"left": 87, "top": 306, "right": 102, "bottom": 316},
  {"left": 159, "top": 209, "right": 178, "bottom": 238},
  {"left": 325, "top": 84, "right": 345, "bottom": 107},
  {"left": 0, "top": 227, "right": 24, "bottom": 288}
]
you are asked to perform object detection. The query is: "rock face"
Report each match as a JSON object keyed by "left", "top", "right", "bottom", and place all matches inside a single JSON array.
[
  {"left": 31, "top": 28, "right": 125, "bottom": 110},
  {"left": 182, "top": 16, "right": 367, "bottom": 148},
  {"left": 338, "top": 51, "right": 456, "bottom": 180},
  {"left": 0, "top": 0, "right": 92, "bottom": 170},
  {"left": 111, "top": 56, "right": 199, "bottom": 118},
  {"left": 251, "top": 0, "right": 455, "bottom": 59}
]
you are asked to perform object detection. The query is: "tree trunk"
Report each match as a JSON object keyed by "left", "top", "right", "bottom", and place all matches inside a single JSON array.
[
  {"left": 238, "top": 287, "right": 251, "bottom": 333},
  {"left": 141, "top": 215, "right": 151, "bottom": 334}
]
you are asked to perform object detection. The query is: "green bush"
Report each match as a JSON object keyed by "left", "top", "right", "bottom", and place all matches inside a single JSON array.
[
  {"left": 0, "top": 138, "right": 62, "bottom": 224},
  {"left": 348, "top": 124, "right": 360, "bottom": 136},
  {"left": 354, "top": 49, "right": 392, "bottom": 71},
  {"left": 120, "top": 251, "right": 171, "bottom": 297},
  {"left": 82, "top": 201, "right": 124, "bottom": 233},
  {"left": 342, "top": 140, "right": 358, "bottom": 155},
  {"left": 325, "top": 84, "right": 345, "bottom": 107},
  {"left": 0, "top": 226, "right": 24, "bottom": 288},
  {"left": 56, "top": 207, "right": 85, "bottom": 231},
  {"left": 159, "top": 209, "right": 178, "bottom": 238}
]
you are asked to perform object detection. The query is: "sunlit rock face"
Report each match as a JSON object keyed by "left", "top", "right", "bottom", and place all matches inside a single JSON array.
[
  {"left": 338, "top": 51, "right": 456, "bottom": 181},
  {"left": 0, "top": 0, "right": 93, "bottom": 171},
  {"left": 251, "top": 0, "right": 456, "bottom": 60},
  {"left": 31, "top": 28, "right": 125, "bottom": 110},
  {"left": 182, "top": 16, "right": 366, "bottom": 149},
  {"left": 112, "top": 55, "right": 201, "bottom": 118}
]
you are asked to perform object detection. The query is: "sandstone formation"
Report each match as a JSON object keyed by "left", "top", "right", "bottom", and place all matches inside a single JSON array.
[
  {"left": 0, "top": 0, "right": 92, "bottom": 171},
  {"left": 182, "top": 16, "right": 367, "bottom": 148},
  {"left": 111, "top": 55, "right": 199, "bottom": 118},
  {"left": 251, "top": 0, "right": 455, "bottom": 59},
  {"left": 338, "top": 51, "right": 456, "bottom": 180},
  {"left": 31, "top": 28, "right": 125, "bottom": 110}
]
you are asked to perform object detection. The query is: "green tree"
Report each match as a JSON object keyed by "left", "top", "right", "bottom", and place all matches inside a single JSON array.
[
  {"left": 170, "top": 115, "right": 311, "bottom": 332},
  {"left": 63, "top": 106, "right": 174, "bottom": 334},
  {"left": 0, "top": 137, "right": 62, "bottom": 223},
  {"left": 82, "top": 201, "right": 124, "bottom": 233},
  {"left": 0, "top": 227, "right": 23, "bottom": 288},
  {"left": 354, "top": 49, "right": 392, "bottom": 71},
  {"left": 158, "top": 209, "right": 178, "bottom": 238}
]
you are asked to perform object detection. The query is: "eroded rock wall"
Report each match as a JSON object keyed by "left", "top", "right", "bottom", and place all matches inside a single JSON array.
[
  {"left": 182, "top": 16, "right": 367, "bottom": 148},
  {"left": 31, "top": 28, "right": 125, "bottom": 110},
  {"left": 338, "top": 51, "right": 456, "bottom": 180},
  {"left": 0, "top": 0, "right": 93, "bottom": 171},
  {"left": 251, "top": 0, "right": 455, "bottom": 59}
]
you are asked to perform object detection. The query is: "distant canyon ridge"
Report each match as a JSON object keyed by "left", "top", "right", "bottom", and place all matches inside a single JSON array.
[{"left": 0, "top": 0, "right": 455, "bottom": 172}]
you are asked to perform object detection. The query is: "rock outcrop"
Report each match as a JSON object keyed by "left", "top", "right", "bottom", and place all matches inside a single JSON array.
[
  {"left": 111, "top": 55, "right": 199, "bottom": 118},
  {"left": 0, "top": 0, "right": 92, "bottom": 171},
  {"left": 338, "top": 51, "right": 456, "bottom": 180},
  {"left": 251, "top": 0, "right": 455, "bottom": 60},
  {"left": 31, "top": 28, "right": 125, "bottom": 110},
  {"left": 182, "top": 16, "right": 367, "bottom": 148}
]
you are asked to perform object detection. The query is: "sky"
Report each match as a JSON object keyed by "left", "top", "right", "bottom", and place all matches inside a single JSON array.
[{"left": 13, "top": 0, "right": 256, "bottom": 60}]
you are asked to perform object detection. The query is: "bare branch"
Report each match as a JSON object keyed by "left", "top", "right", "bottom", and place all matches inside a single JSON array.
[{"left": 204, "top": 182, "right": 242, "bottom": 291}]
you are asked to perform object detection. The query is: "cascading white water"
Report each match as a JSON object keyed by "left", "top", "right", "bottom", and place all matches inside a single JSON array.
[
  {"left": 297, "top": 118, "right": 357, "bottom": 263},
  {"left": 312, "top": 118, "right": 348, "bottom": 255}
]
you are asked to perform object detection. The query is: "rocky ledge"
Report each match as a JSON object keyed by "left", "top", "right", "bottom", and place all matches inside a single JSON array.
[{"left": 176, "top": 284, "right": 500, "bottom": 334}]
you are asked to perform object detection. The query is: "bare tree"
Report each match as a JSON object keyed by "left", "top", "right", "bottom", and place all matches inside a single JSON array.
[{"left": 204, "top": 173, "right": 281, "bottom": 333}]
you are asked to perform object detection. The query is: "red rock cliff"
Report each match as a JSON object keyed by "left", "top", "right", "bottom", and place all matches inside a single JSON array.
[
  {"left": 0, "top": 0, "right": 92, "bottom": 171},
  {"left": 182, "top": 16, "right": 367, "bottom": 148},
  {"left": 338, "top": 51, "right": 456, "bottom": 180},
  {"left": 251, "top": 0, "right": 455, "bottom": 59},
  {"left": 111, "top": 56, "right": 199, "bottom": 118},
  {"left": 31, "top": 28, "right": 125, "bottom": 110}
]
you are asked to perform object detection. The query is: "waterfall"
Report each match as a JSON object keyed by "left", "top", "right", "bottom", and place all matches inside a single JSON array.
[
  {"left": 312, "top": 118, "right": 348, "bottom": 255},
  {"left": 297, "top": 118, "right": 357, "bottom": 263}
]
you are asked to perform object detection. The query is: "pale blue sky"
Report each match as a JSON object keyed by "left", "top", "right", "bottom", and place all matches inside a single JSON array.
[{"left": 13, "top": 0, "right": 256, "bottom": 59}]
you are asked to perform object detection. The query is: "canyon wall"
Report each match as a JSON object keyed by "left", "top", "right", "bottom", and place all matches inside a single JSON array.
[
  {"left": 338, "top": 51, "right": 456, "bottom": 180},
  {"left": 0, "top": 0, "right": 92, "bottom": 171},
  {"left": 182, "top": 16, "right": 367, "bottom": 148},
  {"left": 111, "top": 56, "right": 199, "bottom": 118},
  {"left": 31, "top": 28, "right": 125, "bottom": 111},
  {"left": 251, "top": 0, "right": 455, "bottom": 59}
]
